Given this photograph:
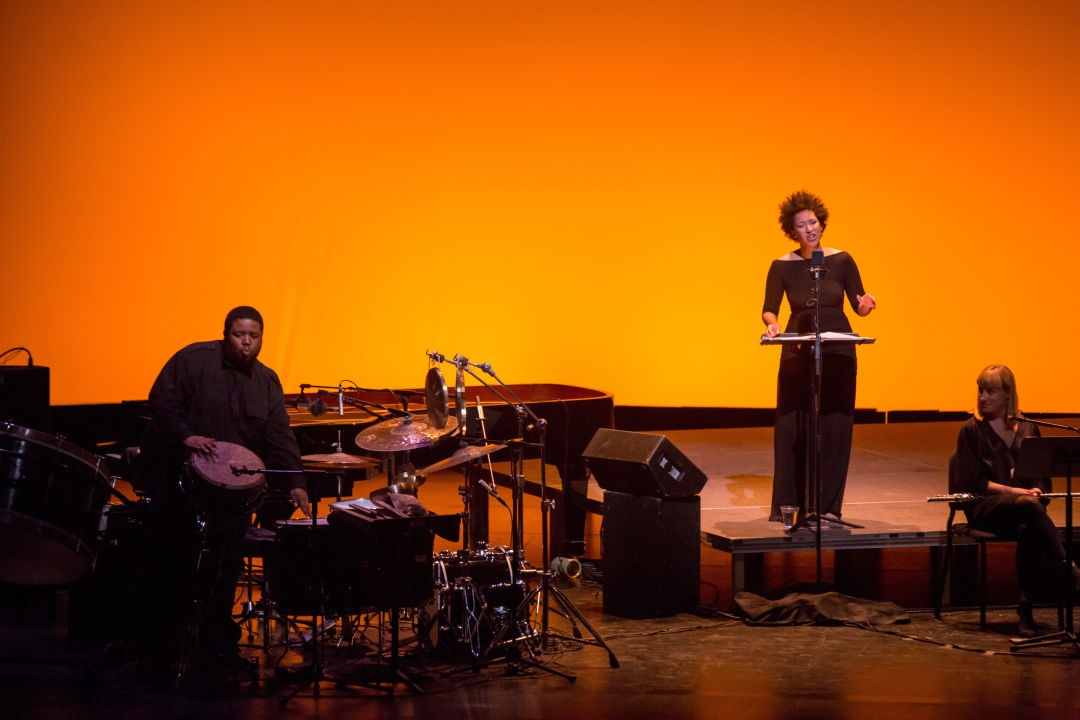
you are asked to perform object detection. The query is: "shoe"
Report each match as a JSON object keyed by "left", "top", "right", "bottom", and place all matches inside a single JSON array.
[
  {"left": 200, "top": 650, "right": 258, "bottom": 680},
  {"left": 1015, "top": 603, "right": 1050, "bottom": 639}
]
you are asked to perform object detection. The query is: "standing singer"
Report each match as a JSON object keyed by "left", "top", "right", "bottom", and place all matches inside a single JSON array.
[{"left": 761, "top": 191, "right": 876, "bottom": 523}]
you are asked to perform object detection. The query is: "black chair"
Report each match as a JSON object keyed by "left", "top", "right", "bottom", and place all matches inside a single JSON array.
[{"left": 934, "top": 453, "right": 1002, "bottom": 627}]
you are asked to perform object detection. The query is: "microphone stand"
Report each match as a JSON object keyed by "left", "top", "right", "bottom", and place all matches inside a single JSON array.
[
  {"left": 802, "top": 251, "right": 862, "bottom": 585},
  {"left": 1008, "top": 416, "right": 1080, "bottom": 654},
  {"left": 434, "top": 354, "right": 618, "bottom": 676}
]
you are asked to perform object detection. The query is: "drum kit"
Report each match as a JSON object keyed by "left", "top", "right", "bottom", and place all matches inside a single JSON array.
[{"left": 0, "top": 354, "right": 616, "bottom": 683}]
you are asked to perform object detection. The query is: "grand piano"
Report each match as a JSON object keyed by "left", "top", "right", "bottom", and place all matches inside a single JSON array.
[{"left": 285, "top": 383, "right": 614, "bottom": 556}]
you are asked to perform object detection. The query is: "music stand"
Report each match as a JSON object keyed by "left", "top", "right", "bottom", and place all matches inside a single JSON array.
[
  {"left": 1010, "top": 435, "right": 1080, "bottom": 653},
  {"left": 761, "top": 331, "right": 874, "bottom": 583}
]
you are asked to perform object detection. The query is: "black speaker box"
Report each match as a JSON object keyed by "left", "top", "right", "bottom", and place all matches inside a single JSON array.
[
  {"left": 583, "top": 428, "right": 706, "bottom": 497},
  {"left": 0, "top": 365, "right": 50, "bottom": 431},
  {"left": 601, "top": 490, "right": 700, "bottom": 618}
]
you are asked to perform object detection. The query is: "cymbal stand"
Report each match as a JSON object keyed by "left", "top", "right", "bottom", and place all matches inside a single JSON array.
[{"left": 450, "top": 357, "right": 619, "bottom": 676}]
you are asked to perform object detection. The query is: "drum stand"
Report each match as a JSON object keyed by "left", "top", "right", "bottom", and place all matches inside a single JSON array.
[
  {"left": 280, "top": 494, "right": 330, "bottom": 705},
  {"left": 449, "top": 359, "right": 619, "bottom": 678}
]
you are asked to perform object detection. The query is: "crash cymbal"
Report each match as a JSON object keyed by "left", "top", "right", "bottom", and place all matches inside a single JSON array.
[
  {"left": 301, "top": 452, "right": 380, "bottom": 469},
  {"left": 355, "top": 413, "right": 459, "bottom": 453},
  {"left": 417, "top": 443, "right": 506, "bottom": 475},
  {"left": 425, "top": 367, "right": 449, "bottom": 429}
]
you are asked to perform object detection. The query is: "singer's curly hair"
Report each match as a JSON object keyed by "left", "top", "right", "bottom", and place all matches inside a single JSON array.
[
  {"left": 778, "top": 190, "right": 829, "bottom": 241},
  {"left": 976, "top": 364, "right": 1019, "bottom": 420}
]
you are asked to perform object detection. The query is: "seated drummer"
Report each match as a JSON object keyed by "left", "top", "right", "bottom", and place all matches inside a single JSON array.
[
  {"left": 136, "top": 306, "right": 310, "bottom": 679},
  {"left": 953, "top": 364, "right": 1078, "bottom": 636}
]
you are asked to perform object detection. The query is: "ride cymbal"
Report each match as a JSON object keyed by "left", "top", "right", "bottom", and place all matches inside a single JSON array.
[{"left": 355, "top": 413, "right": 459, "bottom": 453}]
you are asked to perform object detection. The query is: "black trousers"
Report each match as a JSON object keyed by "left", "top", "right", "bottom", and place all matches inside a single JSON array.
[
  {"left": 968, "top": 493, "right": 1067, "bottom": 600},
  {"left": 131, "top": 479, "right": 250, "bottom": 666},
  {"left": 771, "top": 351, "right": 856, "bottom": 519}
]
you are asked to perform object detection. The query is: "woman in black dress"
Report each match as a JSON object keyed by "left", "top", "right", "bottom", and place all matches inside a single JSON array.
[
  {"left": 762, "top": 190, "right": 876, "bottom": 523},
  {"left": 953, "top": 364, "right": 1077, "bottom": 635}
]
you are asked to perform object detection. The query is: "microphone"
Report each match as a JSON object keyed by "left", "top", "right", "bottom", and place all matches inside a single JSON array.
[
  {"left": 811, "top": 248, "right": 824, "bottom": 267},
  {"left": 337, "top": 382, "right": 344, "bottom": 416},
  {"left": 479, "top": 479, "right": 510, "bottom": 509},
  {"left": 1013, "top": 413, "right": 1080, "bottom": 433}
]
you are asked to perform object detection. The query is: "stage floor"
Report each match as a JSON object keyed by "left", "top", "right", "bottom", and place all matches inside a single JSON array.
[{"left": 593, "top": 421, "right": 1077, "bottom": 554}]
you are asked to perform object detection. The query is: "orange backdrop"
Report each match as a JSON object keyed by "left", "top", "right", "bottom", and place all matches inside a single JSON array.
[{"left": 1, "top": 1, "right": 1078, "bottom": 413}]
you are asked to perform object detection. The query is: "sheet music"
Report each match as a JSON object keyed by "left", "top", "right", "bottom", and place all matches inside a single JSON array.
[{"left": 760, "top": 331, "right": 875, "bottom": 345}]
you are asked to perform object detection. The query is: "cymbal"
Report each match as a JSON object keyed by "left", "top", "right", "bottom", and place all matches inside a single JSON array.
[
  {"left": 417, "top": 443, "right": 506, "bottom": 475},
  {"left": 355, "top": 413, "right": 459, "bottom": 453},
  {"left": 425, "top": 367, "right": 449, "bottom": 429},
  {"left": 301, "top": 452, "right": 380, "bottom": 469}
]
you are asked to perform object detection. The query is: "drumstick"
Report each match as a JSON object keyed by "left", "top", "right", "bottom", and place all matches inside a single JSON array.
[{"left": 477, "top": 395, "right": 498, "bottom": 490}]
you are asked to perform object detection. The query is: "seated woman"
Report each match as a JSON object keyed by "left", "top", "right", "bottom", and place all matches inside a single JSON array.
[{"left": 952, "top": 364, "right": 1077, "bottom": 636}]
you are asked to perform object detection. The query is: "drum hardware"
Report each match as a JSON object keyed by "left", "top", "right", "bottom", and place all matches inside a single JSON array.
[
  {"left": 426, "top": 354, "right": 619, "bottom": 677},
  {"left": 369, "top": 467, "right": 425, "bottom": 504}
]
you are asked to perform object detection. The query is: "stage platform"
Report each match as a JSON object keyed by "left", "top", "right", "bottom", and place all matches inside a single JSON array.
[{"left": 577, "top": 420, "right": 1079, "bottom": 596}]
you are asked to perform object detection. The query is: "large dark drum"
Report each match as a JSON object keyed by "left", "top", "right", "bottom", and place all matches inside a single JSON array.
[{"left": 0, "top": 422, "right": 117, "bottom": 586}]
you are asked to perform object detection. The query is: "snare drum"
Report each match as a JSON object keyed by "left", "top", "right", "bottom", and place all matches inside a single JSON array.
[
  {"left": 185, "top": 441, "right": 266, "bottom": 516},
  {"left": 0, "top": 422, "right": 118, "bottom": 586}
]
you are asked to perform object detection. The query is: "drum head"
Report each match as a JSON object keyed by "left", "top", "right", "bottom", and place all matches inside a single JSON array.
[
  {"left": 0, "top": 510, "right": 93, "bottom": 586},
  {"left": 189, "top": 441, "right": 265, "bottom": 491}
]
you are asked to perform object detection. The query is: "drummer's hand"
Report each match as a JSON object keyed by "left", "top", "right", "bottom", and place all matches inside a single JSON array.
[
  {"left": 184, "top": 435, "right": 217, "bottom": 457},
  {"left": 291, "top": 487, "right": 311, "bottom": 518}
]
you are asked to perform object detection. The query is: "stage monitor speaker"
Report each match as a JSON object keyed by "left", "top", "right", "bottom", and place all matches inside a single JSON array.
[
  {"left": 602, "top": 490, "right": 700, "bottom": 618},
  {"left": 0, "top": 365, "right": 50, "bottom": 431},
  {"left": 583, "top": 428, "right": 706, "bottom": 497}
]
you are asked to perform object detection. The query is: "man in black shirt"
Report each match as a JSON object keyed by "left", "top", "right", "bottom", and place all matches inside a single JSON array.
[{"left": 138, "top": 306, "right": 309, "bottom": 679}]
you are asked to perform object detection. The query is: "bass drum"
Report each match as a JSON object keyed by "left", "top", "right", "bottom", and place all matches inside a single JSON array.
[{"left": 0, "top": 422, "right": 118, "bottom": 586}]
